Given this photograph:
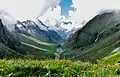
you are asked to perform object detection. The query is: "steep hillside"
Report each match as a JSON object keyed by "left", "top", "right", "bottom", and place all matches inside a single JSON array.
[
  {"left": 0, "top": 19, "right": 22, "bottom": 58},
  {"left": 0, "top": 19, "right": 20, "bottom": 49},
  {"left": 63, "top": 11, "right": 120, "bottom": 61},
  {"left": 0, "top": 18, "right": 58, "bottom": 59}
]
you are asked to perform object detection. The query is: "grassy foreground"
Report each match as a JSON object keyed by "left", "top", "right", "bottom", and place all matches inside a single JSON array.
[{"left": 0, "top": 59, "right": 120, "bottom": 77}]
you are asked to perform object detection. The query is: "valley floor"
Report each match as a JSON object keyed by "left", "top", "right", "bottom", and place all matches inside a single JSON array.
[{"left": 0, "top": 59, "right": 119, "bottom": 77}]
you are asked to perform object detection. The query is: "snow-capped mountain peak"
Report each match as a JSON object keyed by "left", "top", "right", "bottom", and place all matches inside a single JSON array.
[
  {"left": 35, "top": 19, "right": 48, "bottom": 31},
  {"left": 22, "top": 20, "right": 36, "bottom": 27}
]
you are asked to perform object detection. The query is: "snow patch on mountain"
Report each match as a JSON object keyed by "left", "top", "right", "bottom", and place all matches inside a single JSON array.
[{"left": 35, "top": 19, "right": 48, "bottom": 31}]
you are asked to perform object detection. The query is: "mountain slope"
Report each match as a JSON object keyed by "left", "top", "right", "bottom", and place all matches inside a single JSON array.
[
  {"left": 0, "top": 10, "right": 60, "bottom": 59},
  {"left": 0, "top": 19, "right": 23, "bottom": 58},
  {"left": 15, "top": 20, "right": 63, "bottom": 44},
  {"left": 17, "top": 34, "right": 57, "bottom": 58},
  {"left": 100, "top": 51, "right": 120, "bottom": 65},
  {"left": 0, "top": 19, "right": 20, "bottom": 50},
  {"left": 63, "top": 10, "right": 120, "bottom": 61}
]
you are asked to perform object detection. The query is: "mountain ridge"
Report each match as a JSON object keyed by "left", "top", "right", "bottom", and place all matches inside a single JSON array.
[{"left": 63, "top": 10, "right": 120, "bottom": 61}]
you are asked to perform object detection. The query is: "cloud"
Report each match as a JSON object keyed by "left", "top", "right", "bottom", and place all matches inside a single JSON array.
[
  {"left": 0, "top": 0, "right": 60, "bottom": 21},
  {"left": 69, "top": 0, "right": 120, "bottom": 28},
  {"left": 38, "top": 0, "right": 61, "bottom": 17},
  {"left": 1, "top": 0, "right": 120, "bottom": 30},
  {"left": 38, "top": 6, "right": 75, "bottom": 31},
  {"left": 39, "top": 5, "right": 62, "bottom": 26}
]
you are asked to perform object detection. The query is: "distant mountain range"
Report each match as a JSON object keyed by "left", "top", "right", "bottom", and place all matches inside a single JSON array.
[
  {"left": 0, "top": 10, "right": 80, "bottom": 59},
  {"left": 0, "top": 10, "right": 73, "bottom": 43},
  {"left": 0, "top": 10, "right": 120, "bottom": 62},
  {"left": 0, "top": 10, "right": 71, "bottom": 59},
  {"left": 15, "top": 20, "right": 63, "bottom": 43}
]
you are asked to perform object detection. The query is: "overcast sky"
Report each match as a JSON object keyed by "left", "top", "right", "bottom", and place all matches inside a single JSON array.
[
  {"left": 0, "top": 0, "right": 120, "bottom": 29},
  {"left": 0, "top": 0, "right": 120, "bottom": 20}
]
